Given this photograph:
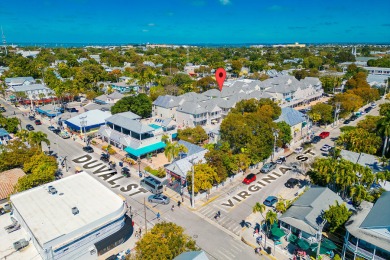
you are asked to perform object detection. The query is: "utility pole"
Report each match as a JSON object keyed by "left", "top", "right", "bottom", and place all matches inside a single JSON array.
[
  {"left": 316, "top": 219, "right": 327, "bottom": 259},
  {"left": 143, "top": 197, "right": 147, "bottom": 233},
  {"left": 333, "top": 103, "right": 341, "bottom": 127},
  {"left": 188, "top": 157, "right": 198, "bottom": 208},
  {"left": 272, "top": 129, "right": 279, "bottom": 161}
]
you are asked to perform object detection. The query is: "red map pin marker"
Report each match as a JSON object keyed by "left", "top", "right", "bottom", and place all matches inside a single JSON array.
[{"left": 215, "top": 68, "right": 226, "bottom": 92}]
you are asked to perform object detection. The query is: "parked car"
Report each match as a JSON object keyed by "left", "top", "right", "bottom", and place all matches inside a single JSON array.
[
  {"left": 294, "top": 147, "right": 303, "bottom": 153},
  {"left": 28, "top": 115, "right": 35, "bottom": 121},
  {"left": 285, "top": 178, "right": 299, "bottom": 188},
  {"left": 350, "top": 115, "right": 358, "bottom": 121},
  {"left": 100, "top": 153, "right": 110, "bottom": 162},
  {"left": 320, "top": 144, "right": 332, "bottom": 152},
  {"left": 48, "top": 126, "right": 56, "bottom": 131},
  {"left": 371, "top": 102, "right": 377, "bottom": 107},
  {"left": 121, "top": 167, "right": 131, "bottom": 177},
  {"left": 0, "top": 107, "right": 6, "bottom": 112},
  {"left": 26, "top": 124, "right": 34, "bottom": 131},
  {"left": 34, "top": 119, "right": 42, "bottom": 125},
  {"left": 319, "top": 131, "right": 330, "bottom": 139},
  {"left": 364, "top": 107, "right": 372, "bottom": 113},
  {"left": 59, "top": 131, "right": 70, "bottom": 139},
  {"left": 263, "top": 196, "right": 278, "bottom": 207},
  {"left": 312, "top": 136, "right": 321, "bottom": 144},
  {"left": 276, "top": 156, "right": 286, "bottom": 164},
  {"left": 243, "top": 173, "right": 256, "bottom": 184},
  {"left": 52, "top": 128, "right": 61, "bottom": 135},
  {"left": 343, "top": 119, "right": 351, "bottom": 125},
  {"left": 83, "top": 146, "right": 94, "bottom": 153},
  {"left": 148, "top": 194, "right": 170, "bottom": 205},
  {"left": 260, "top": 162, "right": 277, "bottom": 173}
]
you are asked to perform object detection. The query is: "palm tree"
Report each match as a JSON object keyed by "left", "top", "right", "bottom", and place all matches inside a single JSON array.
[
  {"left": 252, "top": 202, "right": 266, "bottom": 219},
  {"left": 177, "top": 143, "right": 188, "bottom": 159},
  {"left": 378, "top": 156, "right": 389, "bottom": 167},
  {"left": 350, "top": 184, "right": 367, "bottom": 205},
  {"left": 28, "top": 131, "right": 50, "bottom": 149},
  {"left": 15, "top": 129, "right": 30, "bottom": 142},
  {"left": 377, "top": 114, "right": 390, "bottom": 157},
  {"left": 264, "top": 210, "right": 278, "bottom": 248}
]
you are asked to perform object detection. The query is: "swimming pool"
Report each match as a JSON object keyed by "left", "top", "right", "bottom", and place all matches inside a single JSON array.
[{"left": 149, "top": 124, "right": 162, "bottom": 129}]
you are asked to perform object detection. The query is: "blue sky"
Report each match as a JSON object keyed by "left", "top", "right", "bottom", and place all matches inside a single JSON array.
[{"left": 1, "top": 0, "right": 389, "bottom": 44}]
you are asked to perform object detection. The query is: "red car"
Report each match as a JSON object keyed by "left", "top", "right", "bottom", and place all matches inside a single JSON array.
[
  {"left": 243, "top": 173, "right": 256, "bottom": 184},
  {"left": 319, "top": 131, "right": 330, "bottom": 139},
  {"left": 34, "top": 119, "right": 42, "bottom": 125}
]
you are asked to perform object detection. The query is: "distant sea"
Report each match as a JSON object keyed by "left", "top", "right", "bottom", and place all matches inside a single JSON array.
[{"left": 10, "top": 42, "right": 390, "bottom": 48}]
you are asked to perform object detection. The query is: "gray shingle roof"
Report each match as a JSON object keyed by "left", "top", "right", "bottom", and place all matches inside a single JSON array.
[
  {"left": 107, "top": 91, "right": 124, "bottom": 99},
  {"left": 5, "top": 77, "right": 34, "bottom": 84},
  {"left": 202, "top": 89, "right": 221, "bottom": 98},
  {"left": 173, "top": 251, "right": 209, "bottom": 260},
  {"left": 340, "top": 150, "right": 389, "bottom": 173},
  {"left": 95, "top": 94, "right": 108, "bottom": 102},
  {"left": 275, "top": 107, "right": 306, "bottom": 126},
  {"left": 177, "top": 140, "right": 205, "bottom": 156},
  {"left": 280, "top": 187, "right": 349, "bottom": 235},
  {"left": 177, "top": 101, "right": 207, "bottom": 115},
  {"left": 153, "top": 95, "right": 181, "bottom": 108}
]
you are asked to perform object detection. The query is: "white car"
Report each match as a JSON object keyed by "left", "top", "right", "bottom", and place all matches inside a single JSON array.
[
  {"left": 294, "top": 147, "right": 304, "bottom": 154},
  {"left": 371, "top": 102, "right": 377, "bottom": 107},
  {"left": 320, "top": 144, "right": 332, "bottom": 152}
]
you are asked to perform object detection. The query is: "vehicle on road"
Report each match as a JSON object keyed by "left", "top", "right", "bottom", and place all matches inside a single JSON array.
[
  {"left": 28, "top": 115, "right": 35, "bottom": 121},
  {"left": 100, "top": 153, "right": 110, "bottom": 162},
  {"left": 121, "top": 167, "right": 131, "bottom": 177},
  {"left": 285, "top": 178, "right": 299, "bottom": 188},
  {"left": 260, "top": 162, "right": 277, "bottom": 173},
  {"left": 312, "top": 136, "right": 321, "bottom": 143},
  {"left": 34, "top": 119, "right": 42, "bottom": 125},
  {"left": 320, "top": 144, "right": 332, "bottom": 152},
  {"left": 52, "top": 128, "right": 61, "bottom": 135},
  {"left": 319, "top": 131, "right": 330, "bottom": 139},
  {"left": 243, "top": 173, "right": 256, "bottom": 184},
  {"left": 276, "top": 156, "right": 286, "bottom": 164},
  {"left": 343, "top": 119, "right": 351, "bottom": 124},
  {"left": 141, "top": 176, "right": 163, "bottom": 194},
  {"left": 294, "top": 147, "right": 303, "bottom": 154},
  {"left": 371, "top": 102, "right": 377, "bottom": 107},
  {"left": 263, "top": 196, "right": 278, "bottom": 207},
  {"left": 26, "top": 124, "right": 34, "bottom": 131},
  {"left": 0, "top": 107, "right": 6, "bottom": 112},
  {"left": 350, "top": 115, "right": 358, "bottom": 121},
  {"left": 82, "top": 146, "right": 94, "bottom": 153},
  {"left": 148, "top": 194, "right": 170, "bottom": 205},
  {"left": 364, "top": 107, "right": 372, "bottom": 113},
  {"left": 48, "top": 126, "right": 56, "bottom": 131},
  {"left": 59, "top": 131, "right": 70, "bottom": 139}
]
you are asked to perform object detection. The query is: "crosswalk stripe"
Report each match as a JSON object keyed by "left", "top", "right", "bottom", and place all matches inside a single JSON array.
[{"left": 216, "top": 250, "right": 234, "bottom": 260}]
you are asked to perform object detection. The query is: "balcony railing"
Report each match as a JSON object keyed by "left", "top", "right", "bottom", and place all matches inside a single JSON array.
[
  {"left": 193, "top": 116, "right": 207, "bottom": 122},
  {"left": 346, "top": 241, "right": 386, "bottom": 260}
]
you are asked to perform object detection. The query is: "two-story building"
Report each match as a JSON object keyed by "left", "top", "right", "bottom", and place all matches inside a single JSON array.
[
  {"left": 7, "top": 84, "right": 55, "bottom": 102},
  {"left": 94, "top": 92, "right": 124, "bottom": 105},
  {"left": 5, "top": 76, "right": 35, "bottom": 87},
  {"left": 97, "top": 111, "right": 177, "bottom": 159},
  {"left": 342, "top": 192, "right": 390, "bottom": 260}
]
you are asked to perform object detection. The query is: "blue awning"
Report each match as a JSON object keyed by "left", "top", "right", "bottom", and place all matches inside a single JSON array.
[
  {"left": 172, "top": 133, "right": 178, "bottom": 138},
  {"left": 124, "top": 142, "right": 166, "bottom": 157}
]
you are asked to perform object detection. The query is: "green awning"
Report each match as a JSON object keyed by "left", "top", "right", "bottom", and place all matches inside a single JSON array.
[
  {"left": 321, "top": 238, "right": 337, "bottom": 250},
  {"left": 288, "top": 234, "right": 298, "bottom": 243},
  {"left": 297, "top": 239, "right": 310, "bottom": 250},
  {"left": 124, "top": 142, "right": 166, "bottom": 157},
  {"left": 9, "top": 95, "right": 16, "bottom": 99},
  {"left": 271, "top": 227, "right": 286, "bottom": 238},
  {"left": 311, "top": 245, "right": 330, "bottom": 255}
]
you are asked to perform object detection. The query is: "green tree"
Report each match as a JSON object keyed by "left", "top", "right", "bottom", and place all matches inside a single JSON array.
[
  {"left": 177, "top": 125, "right": 208, "bottom": 144},
  {"left": 0, "top": 140, "right": 37, "bottom": 171},
  {"left": 252, "top": 202, "right": 266, "bottom": 218},
  {"left": 337, "top": 128, "right": 381, "bottom": 154},
  {"left": 135, "top": 222, "right": 198, "bottom": 260},
  {"left": 332, "top": 93, "right": 363, "bottom": 118},
  {"left": 308, "top": 103, "right": 334, "bottom": 125},
  {"left": 164, "top": 141, "right": 188, "bottom": 162},
  {"left": 377, "top": 113, "right": 390, "bottom": 157},
  {"left": 0, "top": 115, "right": 20, "bottom": 134},
  {"left": 264, "top": 210, "right": 278, "bottom": 247},
  {"left": 149, "top": 86, "right": 166, "bottom": 101},
  {"left": 324, "top": 201, "right": 352, "bottom": 233},
  {"left": 231, "top": 60, "right": 243, "bottom": 75},
  {"left": 356, "top": 115, "right": 381, "bottom": 133},
  {"left": 111, "top": 94, "right": 152, "bottom": 118},
  {"left": 276, "top": 121, "right": 292, "bottom": 145},
  {"left": 28, "top": 131, "right": 50, "bottom": 149},
  {"left": 186, "top": 163, "right": 220, "bottom": 193},
  {"left": 379, "top": 103, "right": 390, "bottom": 116}
]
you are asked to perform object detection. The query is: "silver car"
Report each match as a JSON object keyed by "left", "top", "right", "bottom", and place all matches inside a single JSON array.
[{"left": 148, "top": 194, "right": 170, "bottom": 205}]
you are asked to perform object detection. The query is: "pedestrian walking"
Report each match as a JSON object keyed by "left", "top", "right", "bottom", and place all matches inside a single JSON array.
[
  {"left": 177, "top": 201, "right": 181, "bottom": 208},
  {"left": 217, "top": 211, "right": 221, "bottom": 218},
  {"left": 171, "top": 205, "right": 175, "bottom": 211},
  {"left": 139, "top": 228, "right": 142, "bottom": 236},
  {"left": 157, "top": 212, "right": 160, "bottom": 220},
  {"left": 181, "top": 196, "right": 184, "bottom": 203}
]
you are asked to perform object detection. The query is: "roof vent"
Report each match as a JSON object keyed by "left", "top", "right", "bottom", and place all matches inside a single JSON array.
[{"left": 72, "top": 207, "right": 79, "bottom": 215}]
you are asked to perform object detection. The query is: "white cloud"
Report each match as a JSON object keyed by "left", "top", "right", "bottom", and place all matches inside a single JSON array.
[
  {"left": 219, "top": 0, "right": 230, "bottom": 5},
  {"left": 142, "top": 29, "right": 149, "bottom": 32},
  {"left": 148, "top": 23, "right": 155, "bottom": 27}
]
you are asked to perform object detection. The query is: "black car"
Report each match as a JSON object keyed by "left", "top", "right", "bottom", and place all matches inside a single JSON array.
[
  {"left": 343, "top": 119, "right": 351, "bottom": 124},
  {"left": 28, "top": 115, "right": 35, "bottom": 121},
  {"left": 350, "top": 115, "right": 358, "bottom": 121},
  {"left": 83, "top": 146, "right": 94, "bottom": 153},
  {"left": 364, "top": 107, "right": 372, "bottom": 113},
  {"left": 26, "top": 124, "right": 34, "bottom": 131},
  {"left": 0, "top": 107, "right": 6, "bottom": 112},
  {"left": 100, "top": 153, "right": 110, "bottom": 162},
  {"left": 52, "top": 128, "right": 61, "bottom": 135},
  {"left": 312, "top": 136, "right": 321, "bottom": 144},
  {"left": 285, "top": 178, "right": 299, "bottom": 188}
]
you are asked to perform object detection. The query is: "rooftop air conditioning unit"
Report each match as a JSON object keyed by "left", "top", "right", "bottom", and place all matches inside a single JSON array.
[{"left": 72, "top": 207, "right": 79, "bottom": 215}]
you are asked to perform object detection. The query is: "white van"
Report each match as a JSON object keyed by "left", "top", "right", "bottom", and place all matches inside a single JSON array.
[{"left": 140, "top": 176, "right": 163, "bottom": 194}]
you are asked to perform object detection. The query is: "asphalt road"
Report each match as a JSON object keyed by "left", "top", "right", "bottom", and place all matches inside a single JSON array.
[{"left": 0, "top": 100, "right": 264, "bottom": 260}]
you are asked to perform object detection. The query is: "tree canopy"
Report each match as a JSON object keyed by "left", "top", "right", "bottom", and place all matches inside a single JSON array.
[
  {"left": 177, "top": 125, "right": 208, "bottom": 145},
  {"left": 324, "top": 201, "right": 352, "bottom": 233},
  {"left": 135, "top": 222, "right": 198, "bottom": 260},
  {"left": 111, "top": 94, "right": 152, "bottom": 118},
  {"left": 187, "top": 163, "right": 220, "bottom": 193},
  {"left": 337, "top": 127, "right": 381, "bottom": 154}
]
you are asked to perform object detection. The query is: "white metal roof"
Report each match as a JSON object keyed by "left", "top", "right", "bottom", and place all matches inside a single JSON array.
[{"left": 10, "top": 173, "right": 124, "bottom": 246}]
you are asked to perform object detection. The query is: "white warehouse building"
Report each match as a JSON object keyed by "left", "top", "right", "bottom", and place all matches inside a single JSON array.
[{"left": 10, "top": 173, "right": 132, "bottom": 260}]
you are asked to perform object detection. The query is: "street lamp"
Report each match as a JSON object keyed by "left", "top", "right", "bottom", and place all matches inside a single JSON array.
[
  {"left": 79, "top": 115, "right": 87, "bottom": 142},
  {"left": 188, "top": 156, "right": 198, "bottom": 208},
  {"left": 272, "top": 129, "right": 279, "bottom": 161},
  {"left": 137, "top": 157, "right": 141, "bottom": 177}
]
